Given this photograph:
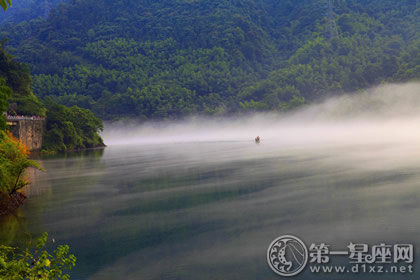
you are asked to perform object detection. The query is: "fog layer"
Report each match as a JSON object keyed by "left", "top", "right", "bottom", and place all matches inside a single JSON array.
[{"left": 103, "top": 82, "right": 420, "bottom": 147}]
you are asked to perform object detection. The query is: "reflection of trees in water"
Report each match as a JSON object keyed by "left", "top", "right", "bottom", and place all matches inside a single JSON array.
[
  {"left": 23, "top": 149, "right": 105, "bottom": 197},
  {"left": 23, "top": 163, "right": 50, "bottom": 198},
  {"left": 0, "top": 165, "right": 48, "bottom": 247},
  {"left": 0, "top": 211, "right": 30, "bottom": 247},
  {"left": 107, "top": 156, "right": 286, "bottom": 217},
  {"left": 41, "top": 148, "right": 105, "bottom": 160},
  {"left": 0, "top": 149, "right": 105, "bottom": 246},
  {"left": 28, "top": 148, "right": 106, "bottom": 216}
]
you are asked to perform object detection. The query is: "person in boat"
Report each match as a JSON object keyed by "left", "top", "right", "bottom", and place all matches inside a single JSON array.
[{"left": 255, "top": 136, "right": 260, "bottom": 143}]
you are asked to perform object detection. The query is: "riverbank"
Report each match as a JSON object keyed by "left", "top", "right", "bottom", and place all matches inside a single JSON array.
[
  {"left": 0, "top": 145, "right": 105, "bottom": 216},
  {"left": 0, "top": 192, "right": 26, "bottom": 216},
  {"left": 0, "top": 167, "right": 35, "bottom": 217},
  {"left": 40, "top": 144, "right": 106, "bottom": 156}
]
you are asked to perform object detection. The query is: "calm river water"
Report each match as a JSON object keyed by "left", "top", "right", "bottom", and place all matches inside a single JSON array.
[{"left": 1, "top": 138, "right": 419, "bottom": 279}]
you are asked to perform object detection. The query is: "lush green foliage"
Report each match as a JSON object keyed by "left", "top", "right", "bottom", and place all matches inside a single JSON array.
[
  {"left": 0, "top": 131, "right": 42, "bottom": 195},
  {"left": 0, "top": 0, "right": 41, "bottom": 199},
  {"left": 0, "top": 232, "right": 76, "bottom": 279},
  {"left": 1, "top": 0, "right": 419, "bottom": 119},
  {"left": 0, "top": 0, "right": 64, "bottom": 25},
  {"left": 43, "top": 100, "right": 104, "bottom": 152},
  {"left": 0, "top": 78, "right": 11, "bottom": 130},
  {"left": 0, "top": 45, "right": 104, "bottom": 152},
  {"left": 0, "top": 45, "right": 46, "bottom": 116}
]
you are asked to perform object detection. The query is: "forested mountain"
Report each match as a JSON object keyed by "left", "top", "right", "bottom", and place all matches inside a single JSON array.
[
  {"left": 0, "top": 46, "right": 45, "bottom": 116},
  {"left": 1, "top": 0, "right": 418, "bottom": 120},
  {"left": 0, "top": 45, "right": 104, "bottom": 152},
  {"left": 0, "top": 0, "right": 64, "bottom": 25}
]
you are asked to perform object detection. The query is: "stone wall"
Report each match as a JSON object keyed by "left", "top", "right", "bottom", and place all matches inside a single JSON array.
[{"left": 8, "top": 119, "right": 46, "bottom": 151}]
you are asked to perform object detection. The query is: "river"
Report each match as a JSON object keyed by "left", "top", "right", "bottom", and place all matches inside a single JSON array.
[{"left": 1, "top": 83, "right": 420, "bottom": 279}]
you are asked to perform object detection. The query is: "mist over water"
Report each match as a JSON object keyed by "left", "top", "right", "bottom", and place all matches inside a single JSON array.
[
  {"left": 3, "top": 82, "right": 420, "bottom": 280},
  {"left": 103, "top": 83, "right": 420, "bottom": 147}
]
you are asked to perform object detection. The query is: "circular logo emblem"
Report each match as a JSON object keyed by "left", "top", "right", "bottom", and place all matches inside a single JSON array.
[{"left": 267, "top": 235, "right": 308, "bottom": 277}]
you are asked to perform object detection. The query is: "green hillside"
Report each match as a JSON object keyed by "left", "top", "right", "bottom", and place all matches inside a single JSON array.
[
  {"left": 0, "top": 0, "right": 65, "bottom": 25},
  {"left": 0, "top": 45, "right": 45, "bottom": 117},
  {"left": 1, "top": 0, "right": 419, "bottom": 120}
]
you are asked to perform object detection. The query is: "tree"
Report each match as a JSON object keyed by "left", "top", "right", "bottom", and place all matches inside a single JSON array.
[
  {"left": 0, "top": 131, "right": 43, "bottom": 196},
  {"left": 1, "top": 0, "right": 419, "bottom": 117},
  {"left": 43, "top": 100, "right": 104, "bottom": 152},
  {"left": 0, "top": 78, "right": 11, "bottom": 130},
  {"left": 0, "top": 0, "right": 11, "bottom": 11},
  {"left": 0, "top": 45, "right": 46, "bottom": 117},
  {"left": 0, "top": 232, "right": 76, "bottom": 279}
]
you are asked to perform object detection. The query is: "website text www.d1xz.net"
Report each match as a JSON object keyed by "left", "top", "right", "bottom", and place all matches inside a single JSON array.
[{"left": 267, "top": 235, "right": 414, "bottom": 277}]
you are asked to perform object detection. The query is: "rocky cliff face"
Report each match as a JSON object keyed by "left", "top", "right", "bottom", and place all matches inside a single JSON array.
[{"left": 8, "top": 119, "right": 46, "bottom": 151}]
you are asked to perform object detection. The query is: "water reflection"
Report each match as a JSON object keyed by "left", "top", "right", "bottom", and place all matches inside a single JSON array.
[
  {"left": 0, "top": 212, "right": 27, "bottom": 246},
  {"left": 1, "top": 142, "right": 419, "bottom": 280}
]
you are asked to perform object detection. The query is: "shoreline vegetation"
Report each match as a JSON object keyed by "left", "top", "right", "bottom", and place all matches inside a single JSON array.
[
  {"left": 0, "top": 36, "right": 104, "bottom": 216},
  {"left": 0, "top": 131, "right": 43, "bottom": 216},
  {"left": 0, "top": 43, "right": 105, "bottom": 152},
  {"left": 41, "top": 100, "right": 105, "bottom": 154},
  {"left": 40, "top": 144, "right": 106, "bottom": 155},
  {"left": 0, "top": 44, "right": 104, "bottom": 216},
  {"left": 0, "top": 232, "right": 77, "bottom": 279},
  {"left": 0, "top": 192, "right": 26, "bottom": 216}
]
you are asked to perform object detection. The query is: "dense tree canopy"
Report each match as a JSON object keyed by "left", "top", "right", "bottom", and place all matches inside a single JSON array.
[
  {"left": 0, "top": 232, "right": 76, "bottom": 279},
  {"left": 0, "top": 45, "right": 46, "bottom": 116},
  {"left": 0, "top": 45, "right": 104, "bottom": 153},
  {"left": 43, "top": 100, "right": 104, "bottom": 152},
  {"left": 0, "top": 0, "right": 64, "bottom": 25},
  {"left": 0, "top": 79, "right": 11, "bottom": 130},
  {"left": 1, "top": 0, "right": 419, "bottom": 119},
  {"left": 0, "top": 130, "right": 42, "bottom": 196}
]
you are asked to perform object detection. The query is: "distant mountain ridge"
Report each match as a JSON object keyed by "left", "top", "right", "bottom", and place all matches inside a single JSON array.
[{"left": 1, "top": 0, "right": 418, "bottom": 120}]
